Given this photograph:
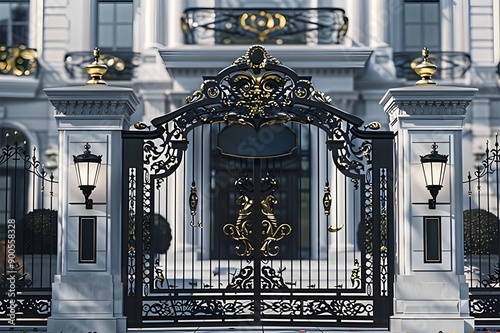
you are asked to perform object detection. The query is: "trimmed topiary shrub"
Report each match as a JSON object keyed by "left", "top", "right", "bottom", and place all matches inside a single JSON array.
[
  {"left": 464, "top": 208, "right": 499, "bottom": 255},
  {"left": 16, "top": 209, "right": 58, "bottom": 254}
]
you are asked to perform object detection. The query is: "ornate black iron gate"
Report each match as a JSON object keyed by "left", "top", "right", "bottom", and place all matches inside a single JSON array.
[{"left": 122, "top": 45, "right": 394, "bottom": 329}]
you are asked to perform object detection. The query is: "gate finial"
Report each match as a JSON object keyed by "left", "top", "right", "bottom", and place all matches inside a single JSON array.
[
  {"left": 412, "top": 47, "right": 437, "bottom": 86},
  {"left": 85, "top": 47, "right": 108, "bottom": 86},
  {"left": 233, "top": 45, "right": 281, "bottom": 68}
]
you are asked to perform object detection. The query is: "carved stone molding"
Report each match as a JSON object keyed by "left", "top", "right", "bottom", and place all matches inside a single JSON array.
[
  {"left": 51, "top": 99, "right": 136, "bottom": 117},
  {"left": 44, "top": 86, "right": 140, "bottom": 127},
  {"left": 385, "top": 100, "right": 469, "bottom": 119},
  {"left": 380, "top": 86, "right": 478, "bottom": 125}
]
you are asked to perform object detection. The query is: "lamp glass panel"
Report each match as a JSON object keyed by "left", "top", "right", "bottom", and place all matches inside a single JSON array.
[
  {"left": 421, "top": 162, "right": 432, "bottom": 186},
  {"left": 91, "top": 163, "right": 101, "bottom": 187},
  {"left": 438, "top": 163, "right": 447, "bottom": 186},
  {"left": 430, "top": 161, "right": 441, "bottom": 185},
  {"left": 85, "top": 161, "right": 100, "bottom": 187},
  {"left": 74, "top": 163, "right": 83, "bottom": 187}
]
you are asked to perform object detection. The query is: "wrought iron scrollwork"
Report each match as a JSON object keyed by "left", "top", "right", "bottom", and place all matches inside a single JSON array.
[
  {"left": 181, "top": 7, "right": 348, "bottom": 45},
  {"left": 260, "top": 194, "right": 292, "bottom": 257},
  {"left": 227, "top": 266, "right": 254, "bottom": 289},
  {"left": 327, "top": 133, "right": 373, "bottom": 179},
  {"left": 261, "top": 266, "right": 288, "bottom": 289},
  {"left": 351, "top": 258, "right": 361, "bottom": 288},
  {"left": 323, "top": 181, "right": 332, "bottom": 216},
  {"left": 260, "top": 298, "right": 373, "bottom": 317},
  {"left": 189, "top": 181, "right": 202, "bottom": 228},
  {"left": 223, "top": 175, "right": 255, "bottom": 257},
  {"left": 148, "top": 45, "right": 368, "bottom": 180},
  {"left": 223, "top": 194, "right": 254, "bottom": 257},
  {"left": 379, "top": 168, "right": 389, "bottom": 296},
  {"left": 224, "top": 173, "right": 291, "bottom": 257}
]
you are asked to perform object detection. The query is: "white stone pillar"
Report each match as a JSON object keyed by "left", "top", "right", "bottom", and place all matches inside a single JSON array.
[
  {"left": 45, "top": 86, "right": 139, "bottom": 333},
  {"left": 380, "top": 85, "right": 477, "bottom": 333},
  {"left": 346, "top": 0, "right": 363, "bottom": 45},
  {"left": 142, "top": 0, "right": 160, "bottom": 48},
  {"left": 368, "top": 0, "right": 388, "bottom": 47},
  {"left": 166, "top": 0, "right": 184, "bottom": 47}
]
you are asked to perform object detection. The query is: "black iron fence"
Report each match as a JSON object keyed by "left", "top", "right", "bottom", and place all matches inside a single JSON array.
[
  {"left": 464, "top": 133, "right": 500, "bottom": 326},
  {"left": 181, "top": 7, "right": 348, "bottom": 45},
  {"left": 0, "top": 140, "right": 57, "bottom": 327}
]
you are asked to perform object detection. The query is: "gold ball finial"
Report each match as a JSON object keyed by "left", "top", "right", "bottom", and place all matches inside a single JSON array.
[
  {"left": 85, "top": 47, "right": 108, "bottom": 86},
  {"left": 412, "top": 47, "right": 438, "bottom": 86}
]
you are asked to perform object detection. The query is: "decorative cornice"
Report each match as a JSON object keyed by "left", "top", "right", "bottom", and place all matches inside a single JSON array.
[
  {"left": 380, "top": 86, "right": 478, "bottom": 124},
  {"left": 385, "top": 100, "right": 469, "bottom": 121},
  {"left": 45, "top": 86, "right": 140, "bottom": 118},
  {"left": 50, "top": 99, "right": 136, "bottom": 117},
  {"left": 159, "top": 45, "right": 373, "bottom": 70}
]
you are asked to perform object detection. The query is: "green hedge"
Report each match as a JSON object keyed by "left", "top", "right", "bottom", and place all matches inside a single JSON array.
[{"left": 464, "top": 208, "right": 499, "bottom": 255}]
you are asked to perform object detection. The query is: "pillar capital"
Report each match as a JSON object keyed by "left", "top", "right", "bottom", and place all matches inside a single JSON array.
[
  {"left": 381, "top": 86, "right": 477, "bottom": 128},
  {"left": 45, "top": 86, "right": 140, "bottom": 129},
  {"left": 381, "top": 86, "right": 477, "bottom": 127}
]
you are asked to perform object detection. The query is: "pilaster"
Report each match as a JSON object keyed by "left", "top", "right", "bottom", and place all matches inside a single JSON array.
[
  {"left": 380, "top": 85, "right": 477, "bottom": 333},
  {"left": 44, "top": 85, "right": 140, "bottom": 333}
]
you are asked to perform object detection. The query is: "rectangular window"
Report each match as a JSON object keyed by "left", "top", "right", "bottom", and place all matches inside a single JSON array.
[
  {"left": 0, "top": 0, "right": 30, "bottom": 46},
  {"left": 403, "top": 0, "right": 441, "bottom": 52},
  {"left": 96, "top": 0, "right": 133, "bottom": 51}
]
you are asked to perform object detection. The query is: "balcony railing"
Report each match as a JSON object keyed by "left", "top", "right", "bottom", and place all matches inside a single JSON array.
[
  {"left": 393, "top": 51, "right": 472, "bottom": 81},
  {"left": 181, "top": 7, "right": 348, "bottom": 45},
  {"left": 0, "top": 45, "right": 38, "bottom": 77},
  {"left": 64, "top": 50, "right": 143, "bottom": 81}
]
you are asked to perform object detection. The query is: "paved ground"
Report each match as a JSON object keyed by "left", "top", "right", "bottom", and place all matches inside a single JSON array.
[
  {"left": 1, "top": 326, "right": 498, "bottom": 332},
  {"left": 126, "top": 328, "right": 389, "bottom": 333},
  {"left": 0, "top": 326, "right": 388, "bottom": 333},
  {"left": 0, "top": 329, "right": 387, "bottom": 333}
]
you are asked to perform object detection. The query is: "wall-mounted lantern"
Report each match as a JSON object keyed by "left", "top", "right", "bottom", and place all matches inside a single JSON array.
[
  {"left": 73, "top": 143, "right": 102, "bottom": 209},
  {"left": 420, "top": 143, "right": 448, "bottom": 209}
]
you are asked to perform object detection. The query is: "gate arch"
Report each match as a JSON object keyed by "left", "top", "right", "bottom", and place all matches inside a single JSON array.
[{"left": 122, "top": 45, "right": 394, "bottom": 329}]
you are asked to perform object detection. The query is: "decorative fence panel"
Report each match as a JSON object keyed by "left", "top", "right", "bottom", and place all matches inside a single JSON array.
[
  {"left": 464, "top": 133, "right": 500, "bottom": 327},
  {"left": 0, "top": 140, "right": 57, "bottom": 327}
]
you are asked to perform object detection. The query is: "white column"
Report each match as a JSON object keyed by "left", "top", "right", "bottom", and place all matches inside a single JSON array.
[
  {"left": 368, "top": 0, "right": 388, "bottom": 47},
  {"left": 142, "top": 0, "right": 159, "bottom": 48},
  {"left": 45, "top": 86, "right": 139, "bottom": 333},
  {"left": 346, "top": 0, "right": 363, "bottom": 45},
  {"left": 441, "top": 0, "right": 454, "bottom": 51},
  {"left": 166, "top": 0, "right": 184, "bottom": 47},
  {"left": 380, "top": 85, "right": 477, "bottom": 333}
]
